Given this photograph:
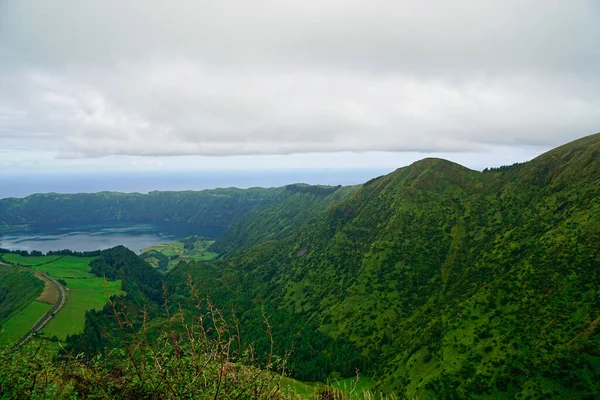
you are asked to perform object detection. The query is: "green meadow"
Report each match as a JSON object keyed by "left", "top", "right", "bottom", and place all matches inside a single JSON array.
[
  {"left": 1, "top": 254, "right": 62, "bottom": 267},
  {"left": 141, "top": 236, "right": 219, "bottom": 270},
  {"left": 0, "top": 300, "right": 52, "bottom": 346},
  {"left": 331, "top": 377, "right": 375, "bottom": 399},
  {"left": 1, "top": 254, "right": 122, "bottom": 340}
]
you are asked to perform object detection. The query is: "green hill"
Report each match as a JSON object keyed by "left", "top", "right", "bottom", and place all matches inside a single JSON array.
[
  {"left": 210, "top": 183, "right": 358, "bottom": 254},
  {"left": 0, "top": 187, "right": 284, "bottom": 230},
  {"left": 167, "top": 133, "right": 600, "bottom": 398}
]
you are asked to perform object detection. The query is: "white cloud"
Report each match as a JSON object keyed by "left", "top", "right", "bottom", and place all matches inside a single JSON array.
[{"left": 0, "top": 0, "right": 599, "bottom": 163}]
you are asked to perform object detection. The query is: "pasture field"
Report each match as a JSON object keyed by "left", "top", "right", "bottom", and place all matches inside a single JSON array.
[
  {"left": 43, "top": 277, "right": 121, "bottom": 339},
  {"left": 1, "top": 254, "right": 62, "bottom": 266},
  {"left": 0, "top": 300, "right": 52, "bottom": 346},
  {"left": 141, "top": 236, "right": 219, "bottom": 270},
  {"left": 0, "top": 265, "right": 46, "bottom": 346},
  {"left": 1, "top": 254, "right": 122, "bottom": 340},
  {"left": 31, "top": 256, "right": 97, "bottom": 279},
  {"left": 0, "top": 265, "right": 44, "bottom": 324}
]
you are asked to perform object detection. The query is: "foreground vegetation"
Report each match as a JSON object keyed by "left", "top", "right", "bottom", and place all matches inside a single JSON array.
[
  {"left": 0, "top": 281, "right": 382, "bottom": 399},
  {"left": 0, "top": 296, "right": 287, "bottom": 399}
]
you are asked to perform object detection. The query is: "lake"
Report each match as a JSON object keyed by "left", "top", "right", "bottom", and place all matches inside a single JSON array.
[{"left": 0, "top": 222, "right": 223, "bottom": 254}]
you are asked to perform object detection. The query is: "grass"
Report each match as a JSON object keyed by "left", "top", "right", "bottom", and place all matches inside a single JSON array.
[
  {"left": 1, "top": 254, "right": 62, "bottom": 266},
  {"left": 2, "top": 254, "right": 122, "bottom": 340},
  {"left": 0, "top": 300, "right": 52, "bottom": 346},
  {"left": 0, "top": 265, "right": 45, "bottom": 326},
  {"left": 279, "top": 376, "right": 377, "bottom": 399},
  {"left": 141, "top": 236, "right": 219, "bottom": 270},
  {"left": 30, "top": 256, "right": 98, "bottom": 279},
  {"left": 33, "top": 271, "right": 59, "bottom": 304},
  {"left": 43, "top": 277, "right": 121, "bottom": 339},
  {"left": 280, "top": 377, "right": 319, "bottom": 398},
  {"left": 331, "top": 377, "right": 375, "bottom": 398}
]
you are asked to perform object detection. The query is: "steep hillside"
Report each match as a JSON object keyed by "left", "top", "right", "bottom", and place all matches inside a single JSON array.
[
  {"left": 169, "top": 133, "right": 600, "bottom": 398},
  {"left": 0, "top": 187, "right": 284, "bottom": 230},
  {"left": 0, "top": 266, "right": 45, "bottom": 329},
  {"left": 211, "top": 183, "right": 358, "bottom": 254}
]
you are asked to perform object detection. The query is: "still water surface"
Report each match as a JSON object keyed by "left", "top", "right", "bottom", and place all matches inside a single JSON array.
[{"left": 0, "top": 222, "right": 223, "bottom": 254}]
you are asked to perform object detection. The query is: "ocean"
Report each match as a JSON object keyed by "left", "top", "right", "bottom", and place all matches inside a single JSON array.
[{"left": 0, "top": 169, "right": 391, "bottom": 199}]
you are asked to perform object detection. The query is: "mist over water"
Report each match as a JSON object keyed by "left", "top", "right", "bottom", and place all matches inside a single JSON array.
[
  {"left": 0, "top": 222, "right": 223, "bottom": 254},
  {"left": 0, "top": 169, "right": 391, "bottom": 199}
]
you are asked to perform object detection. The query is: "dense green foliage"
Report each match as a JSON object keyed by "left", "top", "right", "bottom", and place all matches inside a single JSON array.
[
  {"left": 166, "top": 133, "right": 600, "bottom": 398},
  {"left": 211, "top": 183, "right": 357, "bottom": 254},
  {"left": 0, "top": 266, "right": 44, "bottom": 329},
  {"left": 64, "top": 246, "right": 166, "bottom": 356},
  {"left": 0, "top": 187, "right": 284, "bottom": 230},
  {"left": 1, "top": 312, "right": 288, "bottom": 400},
  {"left": 90, "top": 246, "right": 163, "bottom": 303}
]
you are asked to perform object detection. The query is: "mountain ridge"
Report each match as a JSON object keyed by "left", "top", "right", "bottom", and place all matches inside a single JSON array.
[{"left": 165, "top": 132, "right": 600, "bottom": 398}]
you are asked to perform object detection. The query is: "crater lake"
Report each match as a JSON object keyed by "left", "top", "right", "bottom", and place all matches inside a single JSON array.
[{"left": 0, "top": 222, "right": 223, "bottom": 254}]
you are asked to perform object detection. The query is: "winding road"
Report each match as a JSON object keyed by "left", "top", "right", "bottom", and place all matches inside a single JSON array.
[{"left": 0, "top": 261, "right": 67, "bottom": 347}]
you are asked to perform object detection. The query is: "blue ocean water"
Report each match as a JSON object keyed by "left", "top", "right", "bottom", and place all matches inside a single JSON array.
[{"left": 0, "top": 169, "right": 391, "bottom": 199}]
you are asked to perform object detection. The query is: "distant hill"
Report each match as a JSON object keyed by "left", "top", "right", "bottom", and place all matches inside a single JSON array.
[
  {"left": 0, "top": 187, "right": 284, "bottom": 231},
  {"left": 167, "top": 133, "right": 600, "bottom": 398}
]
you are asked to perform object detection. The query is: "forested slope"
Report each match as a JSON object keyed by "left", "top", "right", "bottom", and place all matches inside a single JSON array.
[
  {"left": 210, "top": 183, "right": 358, "bottom": 254},
  {"left": 167, "top": 133, "right": 600, "bottom": 398},
  {"left": 0, "top": 187, "right": 284, "bottom": 230}
]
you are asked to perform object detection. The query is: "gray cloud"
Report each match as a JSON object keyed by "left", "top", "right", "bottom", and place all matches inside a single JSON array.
[{"left": 1, "top": 0, "right": 599, "bottom": 159}]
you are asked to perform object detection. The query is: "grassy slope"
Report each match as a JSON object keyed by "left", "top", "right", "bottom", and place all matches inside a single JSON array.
[
  {"left": 0, "top": 265, "right": 47, "bottom": 346},
  {"left": 170, "top": 133, "right": 600, "bottom": 398},
  {"left": 0, "top": 301, "right": 52, "bottom": 345},
  {"left": 2, "top": 254, "right": 122, "bottom": 339},
  {"left": 210, "top": 184, "right": 358, "bottom": 255},
  {"left": 0, "top": 265, "right": 44, "bottom": 325}
]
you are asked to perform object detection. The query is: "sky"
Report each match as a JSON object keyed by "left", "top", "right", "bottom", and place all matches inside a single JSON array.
[{"left": 1, "top": 0, "right": 599, "bottom": 180}]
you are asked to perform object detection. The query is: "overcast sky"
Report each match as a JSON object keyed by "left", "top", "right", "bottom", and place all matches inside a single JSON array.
[{"left": 1, "top": 0, "right": 599, "bottom": 175}]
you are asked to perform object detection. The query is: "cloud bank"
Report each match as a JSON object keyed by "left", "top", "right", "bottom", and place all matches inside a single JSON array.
[{"left": 1, "top": 0, "right": 599, "bottom": 159}]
